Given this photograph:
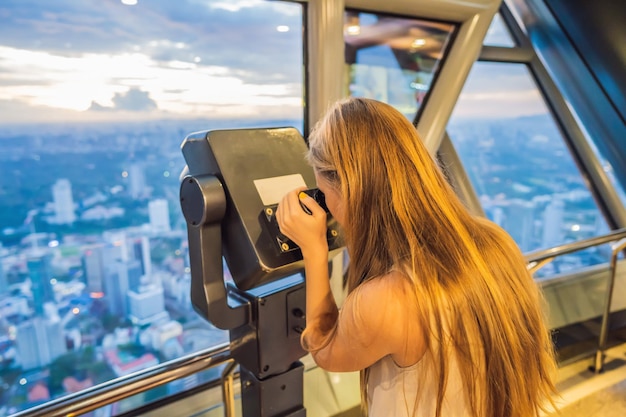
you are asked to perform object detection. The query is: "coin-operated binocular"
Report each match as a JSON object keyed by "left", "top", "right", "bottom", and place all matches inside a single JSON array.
[{"left": 179, "top": 127, "right": 343, "bottom": 417}]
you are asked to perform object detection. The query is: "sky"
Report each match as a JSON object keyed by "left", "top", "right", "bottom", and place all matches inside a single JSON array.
[
  {"left": 0, "top": 0, "right": 546, "bottom": 125},
  {"left": 0, "top": 0, "right": 304, "bottom": 124}
]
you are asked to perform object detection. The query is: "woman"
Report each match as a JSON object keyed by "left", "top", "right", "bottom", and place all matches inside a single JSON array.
[{"left": 277, "top": 97, "right": 556, "bottom": 417}]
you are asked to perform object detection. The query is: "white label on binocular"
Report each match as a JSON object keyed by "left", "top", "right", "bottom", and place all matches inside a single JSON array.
[{"left": 253, "top": 174, "right": 306, "bottom": 206}]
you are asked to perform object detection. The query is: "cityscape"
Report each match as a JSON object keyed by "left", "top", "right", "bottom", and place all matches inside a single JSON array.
[
  {"left": 448, "top": 114, "right": 614, "bottom": 274},
  {"left": 0, "top": 114, "right": 615, "bottom": 415},
  {"left": 0, "top": 118, "right": 300, "bottom": 416}
]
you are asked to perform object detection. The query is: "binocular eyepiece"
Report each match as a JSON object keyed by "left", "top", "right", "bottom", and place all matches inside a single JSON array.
[{"left": 299, "top": 188, "right": 328, "bottom": 214}]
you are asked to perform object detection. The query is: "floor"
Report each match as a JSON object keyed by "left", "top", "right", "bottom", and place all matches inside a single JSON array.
[{"left": 544, "top": 343, "right": 626, "bottom": 417}]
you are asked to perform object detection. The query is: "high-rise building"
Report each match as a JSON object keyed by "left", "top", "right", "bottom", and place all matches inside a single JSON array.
[
  {"left": 15, "top": 316, "right": 67, "bottom": 370},
  {"left": 128, "top": 281, "right": 167, "bottom": 326},
  {"left": 128, "top": 161, "right": 147, "bottom": 200},
  {"left": 82, "top": 244, "right": 105, "bottom": 294},
  {"left": 104, "top": 260, "right": 142, "bottom": 317},
  {"left": 131, "top": 236, "right": 152, "bottom": 278},
  {"left": 503, "top": 199, "right": 535, "bottom": 252},
  {"left": 52, "top": 179, "right": 76, "bottom": 224},
  {"left": 542, "top": 198, "right": 565, "bottom": 248},
  {"left": 148, "top": 199, "right": 171, "bottom": 233},
  {"left": 103, "top": 230, "right": 130, "bottom": 262},
  {"left": 27, "top": 250, "right": 54, "bottom": 316},
  {"left": 127, "top": 260, "right": 144, "bottom": 293}
]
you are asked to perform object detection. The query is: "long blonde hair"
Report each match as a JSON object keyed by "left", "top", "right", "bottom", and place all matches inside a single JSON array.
[{"left": 306, "top": 97, "right": 557, "bottom": 417}]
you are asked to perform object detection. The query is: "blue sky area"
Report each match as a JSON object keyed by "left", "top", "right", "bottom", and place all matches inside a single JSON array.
[
  {"left": 0, "top": 0, "right": 544, "bottom": 124},
  {"left": 0, "top": 0, "right": 303, "bottom": 123}
]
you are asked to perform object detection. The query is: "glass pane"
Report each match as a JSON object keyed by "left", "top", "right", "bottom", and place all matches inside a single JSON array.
[
  {"left": 344, "top": 11, "right": 455, "bottom": 121},
  {"left": 574, "top": 118, "right": 626, "bottom": 208},
  {"left": 0, "top": 0, "right": 303, "bottom": 414},
  {"left": 604, "top": 163, "right": 626, "bottom": 206},
  {"left": 483, "top": 13, "right": 517, "bottom": 47},
  {"left": 447, "top": 62, "right": 612, "bottom": 278}
]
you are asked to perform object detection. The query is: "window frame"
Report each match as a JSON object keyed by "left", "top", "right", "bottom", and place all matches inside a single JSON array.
[{"left": 444, "top": 3, "right": 626, "bottom": 234}]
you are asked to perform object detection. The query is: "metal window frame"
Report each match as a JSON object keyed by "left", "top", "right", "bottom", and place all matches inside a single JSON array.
[
  {"left": 501, "top": 0, "right": 626, "bottom": 227},
  {"left": 447, "top": 2, "right": 626, "bottom": 229}
]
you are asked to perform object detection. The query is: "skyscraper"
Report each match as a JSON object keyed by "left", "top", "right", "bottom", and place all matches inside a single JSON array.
[
  {"left": 15, "top": 316, "right": 67, "bottom": 370},
  {"left": 503, "top": 199, "right": 535, "bottom": 252},
  {"left": 542, "top": 198, "right": 565, "bottom": 248},
  {"left": 128, "top": 281, "right": 167, "bottom": 326},
  {"left": 104, "top": 259, "right": 142, "bottom": 317},
  {"left": 128, "top": 161, "right": 147, "bottom": 200},
  {"left": 148, "top": 199, "right": 171, "bottom": 233},
  {"left": 52, "top": 179, "right": 76, "bottom": 224},
  {"left": 82, "top": 244, "right": 107, "bottom": 294},
  {"left": 27, "top": 250, "right": 54, "bottom": 316},
  {"left": 131, "top": 236, "right": 152, "bottom": 278},
  {"left": 103, "top": 230, "right": 129, "bottom": 263}
]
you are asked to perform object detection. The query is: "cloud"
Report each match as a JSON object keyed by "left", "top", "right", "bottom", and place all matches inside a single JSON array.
[
  {"left": 112, "top": 87, "right": 157, "bottom": 111},
  {"left": 89, "top": 87, "right": 157, "bottom": 112},
  {"left": 0, "top": 0, "right": 302, "bottom": 79},
  {"left": 0, "top": 0, "right": 304, "bottom": 122},
  {"left": 450, "top": 62, "right": 548, "bottom": 119},
  {"left": 87, "top": 101, "right": 109, "bottom": 112}
]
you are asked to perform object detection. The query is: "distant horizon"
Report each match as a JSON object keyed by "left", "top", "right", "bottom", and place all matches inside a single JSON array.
[
  {"left": 0, "top": 111, "right": 552, "bottom": 130},
  {"left": 0, "top": 116, "right": 306, "bottom": 139},
  {"left": 0, "top": 116, "right": 303, "bottom": 128},
  {"left": 0, "top": 102, "right": 305, "bottom": 126}
]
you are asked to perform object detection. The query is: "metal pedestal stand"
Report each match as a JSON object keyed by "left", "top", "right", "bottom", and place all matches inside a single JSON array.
[{"left": 181, "top": 174, "right": 307, "bottom": 417}]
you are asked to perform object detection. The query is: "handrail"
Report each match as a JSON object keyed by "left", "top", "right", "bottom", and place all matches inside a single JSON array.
[
  {"left": 525, "top": 228, "right": 626, "bottom": 274},
  {"left": 10, "top": 343, "right": 231, "bottom": 417},
  {"left": 524, "top": 228, "right": 626, "bottom": 373},
  {"left": 9, "top": 229, "right": 626, "bottom": 417},
  {"left": 593, "top": 237, "right": 626, "bottom": 373},
  {"left": 221, "top": 360, "right": 238, "bottom": 417}
]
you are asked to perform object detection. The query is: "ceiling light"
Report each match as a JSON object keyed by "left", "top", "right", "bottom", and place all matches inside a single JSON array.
[
  {"left": 344, "top": 13, "right": 360, "bottom": 36},
  {"left": 346, "top": 25, "right": 360, "bottom": 35},
  {"left": 411, "top": 38, "right": 426, "bottom": 48}
]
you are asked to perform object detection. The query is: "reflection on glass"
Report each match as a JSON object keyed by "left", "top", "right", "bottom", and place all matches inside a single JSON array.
[
  {"left": 0, "top": 0, "right": 303, "bottom": 415},
  {"left": 570, "top": 114, "right": 626, "bottom": 208},
  {"left": 482, "top": 13, "right": 516, "bottom": 47},
  {"left": 447, "top": 62, "right": 611, "bottom": 278},
  {"left": 344, "top": 11, "right": 455, "bottom": 121}
]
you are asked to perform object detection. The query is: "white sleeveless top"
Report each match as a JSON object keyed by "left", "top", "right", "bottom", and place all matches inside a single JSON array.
[{"left": 367, "top": 354, "right": 470, "bottom": 417}]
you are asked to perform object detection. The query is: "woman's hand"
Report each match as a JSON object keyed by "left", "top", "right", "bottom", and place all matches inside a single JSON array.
[{"left": 277, "top": 187, "right": 328, "bottom": 258}]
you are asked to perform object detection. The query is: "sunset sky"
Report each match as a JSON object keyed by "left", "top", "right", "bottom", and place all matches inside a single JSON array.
[
  {"left": 0, "top": 0, "right": 303, "bottom": 123},
  {"left": 0, "top": 0, "right": 544, "bottom": 125}
]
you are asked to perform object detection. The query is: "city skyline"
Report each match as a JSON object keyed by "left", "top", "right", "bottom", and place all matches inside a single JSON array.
[
  {"left": 0, "top": 111, "right": 616, "bottom": 416},
  {"left": 0, "top": 2, "right": 620, "bottom": 414}
]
